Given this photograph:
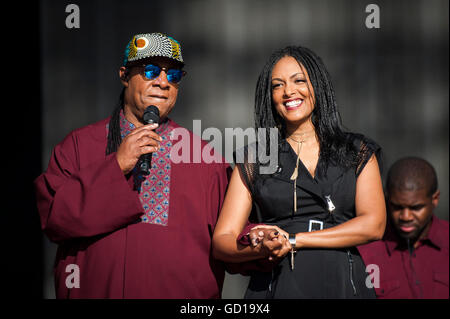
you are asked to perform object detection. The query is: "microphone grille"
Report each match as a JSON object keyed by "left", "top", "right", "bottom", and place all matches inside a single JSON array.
[{"left": 143, "top": 105, "right": 160, "bottom": 124}]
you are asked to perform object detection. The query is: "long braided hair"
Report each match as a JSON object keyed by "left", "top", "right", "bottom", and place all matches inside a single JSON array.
[
  {"left": 106, "top": 88, "right": 125, "bottom": 155},
  {"left": 255, "top": 46, "right": 359, "bottom": 174}
]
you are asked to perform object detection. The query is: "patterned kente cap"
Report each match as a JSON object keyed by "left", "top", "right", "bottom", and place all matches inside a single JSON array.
[{"left": 123, "top": 32, "right": 184, "bottom": 66}]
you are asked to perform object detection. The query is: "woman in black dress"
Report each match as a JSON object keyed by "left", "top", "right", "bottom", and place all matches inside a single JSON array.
[{"left": 212, "top": 46, "right": 386, "bottom": 298}]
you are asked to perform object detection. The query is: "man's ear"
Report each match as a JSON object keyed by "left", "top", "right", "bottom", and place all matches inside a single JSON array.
[
  {"left": 119, "top": 67, "right": 129, "bottom": 87},
  {"left": 431, "top": 190, "right": 440, "bottom": 208}
]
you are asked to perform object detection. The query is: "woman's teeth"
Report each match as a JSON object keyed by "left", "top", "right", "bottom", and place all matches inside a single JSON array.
[{"left": 285, "top": 99, "right": 303, "bottom": 109}]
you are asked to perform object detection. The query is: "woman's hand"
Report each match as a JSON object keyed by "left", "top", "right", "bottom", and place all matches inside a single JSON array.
[
  {"left": 249, "top": 226, "right": 292, "bottom": 261},
  {"left": 212, "top": 168, "right": 292, "bottom": 263}
]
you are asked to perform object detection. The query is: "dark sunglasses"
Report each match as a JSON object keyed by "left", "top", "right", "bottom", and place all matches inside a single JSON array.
[{"left": 138, "top": 64, "right": 186, "bottom": 83}]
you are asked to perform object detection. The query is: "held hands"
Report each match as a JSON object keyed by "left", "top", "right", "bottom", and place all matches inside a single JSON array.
[
  {"left": 249, "top": 225, "right": 292, "bottom": 261},
  {"left": 116, "top": 123, "right": 162, "bottom": 175}
]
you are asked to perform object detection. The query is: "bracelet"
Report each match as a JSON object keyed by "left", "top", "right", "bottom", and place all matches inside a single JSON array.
[
  {"left": 289, "top": 233, "right": 297, "bottom": 249},
  {"left": 288, "top": 233, "right": 297, "bottom": 271}
]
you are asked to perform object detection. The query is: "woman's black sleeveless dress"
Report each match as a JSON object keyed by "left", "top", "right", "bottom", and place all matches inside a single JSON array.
[{"left": 234, "top": 134, "right": 380, "bottom": 299}]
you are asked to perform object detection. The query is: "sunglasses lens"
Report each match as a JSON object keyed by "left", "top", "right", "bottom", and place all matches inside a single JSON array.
[
  {"left": 167, "top": 69, "right": 183, "bottom": 83},
  {"left": 143, "top": 64, "right": 184, "bottom": 83},
  {"left": 144, "top": 64, "right": 161, "bottom": 80}
]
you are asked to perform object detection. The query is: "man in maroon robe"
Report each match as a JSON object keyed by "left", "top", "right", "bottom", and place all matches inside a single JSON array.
[{"left": 34, "top": 33, "right": 231, "bottom": 298}]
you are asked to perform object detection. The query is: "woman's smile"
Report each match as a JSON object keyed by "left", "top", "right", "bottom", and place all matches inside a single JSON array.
[{"left": 284, "top": 98, "right": 303, "bottom": 110}]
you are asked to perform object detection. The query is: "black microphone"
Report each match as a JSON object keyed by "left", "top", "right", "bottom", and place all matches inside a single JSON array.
[{"left": 139, "top": 105, "right": 160, "bottom": 175}]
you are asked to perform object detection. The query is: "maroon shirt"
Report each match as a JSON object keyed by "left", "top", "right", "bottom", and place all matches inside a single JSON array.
[
  {"left": 358, "top": 215, "right": 449, "bottom": 299},
  {"left": 34, "top": 117, "right": 232, "bottom": 298}
]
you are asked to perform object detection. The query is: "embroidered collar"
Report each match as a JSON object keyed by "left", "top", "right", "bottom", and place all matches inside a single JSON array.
[
  {"left": 119, "top": 109, "right": 171, "bottom": 138},
  {"left": 119, "top": 109, "right": 174, "bottom": 226}
]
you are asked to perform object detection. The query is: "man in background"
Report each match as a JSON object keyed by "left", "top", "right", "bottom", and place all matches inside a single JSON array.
[{"left": 358, "top": 156, "right": 448, "bottom": 298}]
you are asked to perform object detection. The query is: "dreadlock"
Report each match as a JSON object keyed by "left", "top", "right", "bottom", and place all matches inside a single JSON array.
[
  {"left": 254, "top": 45, "right": 359, "bottom": 175},
  {"left": 106, "top": 88, "right": 125, "bottom": 155}
]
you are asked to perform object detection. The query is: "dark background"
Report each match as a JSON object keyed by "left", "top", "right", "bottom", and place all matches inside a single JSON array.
[{"left": 6, "top": 0, "right": 448, "bottom": 299}]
